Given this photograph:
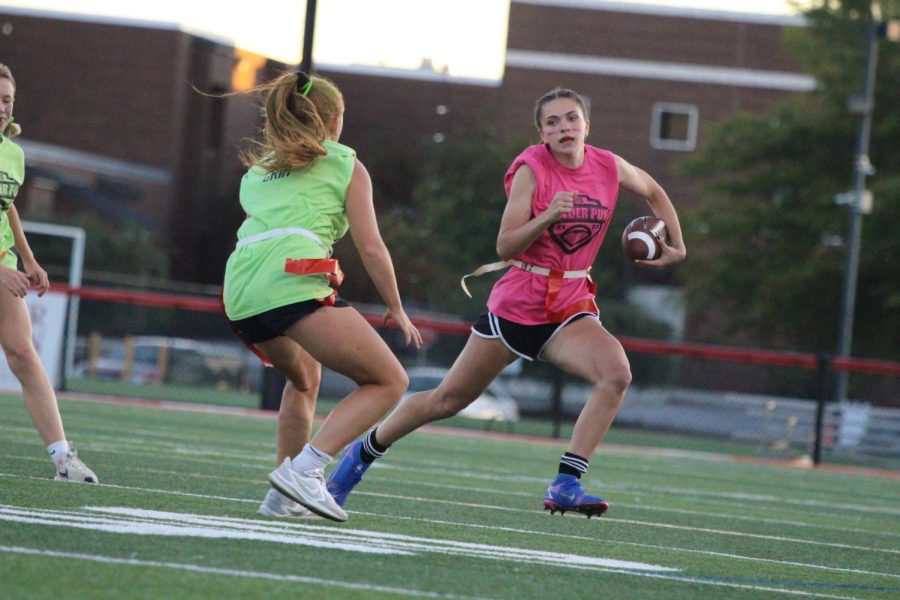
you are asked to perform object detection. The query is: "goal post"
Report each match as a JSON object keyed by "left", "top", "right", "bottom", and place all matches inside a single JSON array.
[{"left": 0, "top": 220, "right": 85, "bottom": 391}]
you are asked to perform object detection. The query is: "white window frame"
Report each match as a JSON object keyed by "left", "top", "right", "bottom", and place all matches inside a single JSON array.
[{"left": 650, "top": 102, "right": 699, "bottom": 151}]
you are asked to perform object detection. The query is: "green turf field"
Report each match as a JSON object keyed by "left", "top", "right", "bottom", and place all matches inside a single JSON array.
[{"left": 1, "top": 394, "right": 898, "bottom": 599}]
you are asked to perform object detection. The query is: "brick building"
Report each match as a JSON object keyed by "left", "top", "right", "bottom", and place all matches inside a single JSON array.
[{"left": 0, "top": 1, "right": 812, "bottom": 284}]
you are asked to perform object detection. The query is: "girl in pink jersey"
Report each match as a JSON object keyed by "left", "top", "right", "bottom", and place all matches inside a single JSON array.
[{"left": 327, "top": 88, "right": 686, "bottom": 517}]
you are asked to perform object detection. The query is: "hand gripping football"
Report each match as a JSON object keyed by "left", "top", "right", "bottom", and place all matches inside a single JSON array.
[{"left": 622, "top": 216, "right": 667, "bottom": 261}]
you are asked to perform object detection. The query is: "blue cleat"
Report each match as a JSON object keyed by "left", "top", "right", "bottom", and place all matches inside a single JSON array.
[
  {"left": 325, "top": 439, "right": 370, "bottom": 507},
  {"left": 542, "top": 474, "right": 609, "bottom": 518}
]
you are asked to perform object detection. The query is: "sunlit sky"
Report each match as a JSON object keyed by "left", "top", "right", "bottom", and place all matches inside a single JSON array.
[{"left": 1, "top": 0, "right": 803, "bottom": 80}]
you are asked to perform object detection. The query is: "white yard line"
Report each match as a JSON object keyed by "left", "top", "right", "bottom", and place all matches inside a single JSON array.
[
  {"left": 0, "top": 545, "right": 475, "bottom": 599},
  {"left": 0, "top": 507, "right": 875, "bottom": 598},
  {"left": 355, "top": 491, "right": 900, "bottom": 556},
  {"left": 0, "top": 505, "right": 678, "bottom": 573},
  {"left": 350, "top": 509, "right": 900, "bottom": 580},
  {"left": 373, "top": 475, "right": 900, "bottom": 540}
]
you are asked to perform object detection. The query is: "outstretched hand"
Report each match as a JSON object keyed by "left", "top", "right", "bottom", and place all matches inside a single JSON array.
[{"left": 382, "top": 307, "right": 423, "bottom": 349}]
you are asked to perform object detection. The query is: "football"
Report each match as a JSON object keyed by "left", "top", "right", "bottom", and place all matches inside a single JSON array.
[{"left": 622, "top": 216, "right": 667, "bottom": 261}]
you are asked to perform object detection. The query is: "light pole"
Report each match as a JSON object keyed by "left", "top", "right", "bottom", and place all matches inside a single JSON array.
[
  {"left": 832, "top": 18, "right": 894, "bottom": 404},
  {"left": 300, "top": 0, "right": 318, "bottom": 73}
]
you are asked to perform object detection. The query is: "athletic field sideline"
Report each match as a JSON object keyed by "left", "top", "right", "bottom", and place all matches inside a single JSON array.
[{"left": 1, "top": 393, "right": 898, "bottom": 599}]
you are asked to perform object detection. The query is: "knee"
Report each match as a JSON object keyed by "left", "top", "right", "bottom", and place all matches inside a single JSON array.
[
  {"left": 277, "top": 358, "right": 321, "bottom": 397},
  {"left": 430, "top": 389, "right": 470, "bottom": 420},
  {"left": 383, "top": 364, "right": 409, "bottom": 399},
  {"left": 285, "top": 371, "right": 320, "bottom": 397},
  {"left": 1, "top": 341, "right": 37, "bottom": 374},
  {"left": 595, "top": 361, "right": 632, "bottom": 399}
]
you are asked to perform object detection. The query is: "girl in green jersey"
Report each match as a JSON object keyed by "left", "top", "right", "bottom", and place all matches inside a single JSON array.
[
  {"left": 0, "top": 63, "right": 98, "bottom": 483},
  {"left": 222, "top": 72, "right": 421, "bottom": 522}
]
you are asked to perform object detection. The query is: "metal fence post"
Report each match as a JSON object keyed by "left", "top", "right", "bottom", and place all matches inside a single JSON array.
[
  {"left": 551, "top": 368, "right": 564, "bottom": 439},
  {"left": 260, "top": 367, "right": 285, "bottom": 411},
  {"left": 812, "top": 354, "right": 833, "bottom": 465}
]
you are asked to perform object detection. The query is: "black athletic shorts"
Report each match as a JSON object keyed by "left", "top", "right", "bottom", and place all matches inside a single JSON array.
[
  {"left": 230, "top": 298, "right": 350, "bottom": 344},
  {"left": 471, "top": 311, "right": 597, "bottom": 361}
]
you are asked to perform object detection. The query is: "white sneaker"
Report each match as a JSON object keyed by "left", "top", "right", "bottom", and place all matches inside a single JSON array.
[
  {"left": 53, "top": 448, "right": 99, "bottom": 483},
  {"left": 268, "top": 458, "right": 347, "bottom": 522},
  {"left": 258, "top": 488, "right": 318, "bottom": 518}
]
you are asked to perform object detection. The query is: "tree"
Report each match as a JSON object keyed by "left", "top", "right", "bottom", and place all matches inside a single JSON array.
[
  {"left": 678, "top": 0, "right": 899, "bottom": 360},
  {"left": 380, "top": 131, "right": 533, "bottom": 318}
]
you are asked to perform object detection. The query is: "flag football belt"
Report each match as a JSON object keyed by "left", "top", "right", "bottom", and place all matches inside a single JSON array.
[
  {"left": 235, "top": 227, "right": 343, "bottom": 305},
  {"left": 235, "top": 226, "right": 331, "bottom": 254},
  {"left": 460, "top": 260, "right": 597, "bottom": 322},
  {"left": 219, "top": 256, "right": 344, "bottom": 369}
]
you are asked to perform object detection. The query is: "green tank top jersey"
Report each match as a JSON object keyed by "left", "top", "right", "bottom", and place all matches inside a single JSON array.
[
  {"left": 0, "top": 135, "right": 25, "bottom": 269},
  {"left": 223, "top": 139, "right": 356, "bottom": 320}
]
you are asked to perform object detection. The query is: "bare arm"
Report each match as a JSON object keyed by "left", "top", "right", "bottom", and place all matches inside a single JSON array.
[
  {"left": 616, "top": 154, "right": 686, "bottom": 267},
  {"left": 495, "top": 165, "right": 577, "bottom": 260},
  {"left": 345, "top": 159, "right": 422, "bottom": 348},
  {"left": 2, "top": 205, "right": 48, "bottom": 297}
]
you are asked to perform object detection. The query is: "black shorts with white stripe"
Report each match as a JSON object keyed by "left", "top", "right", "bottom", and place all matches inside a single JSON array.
[{"left": 471, "top": 311, "right": 596, "bottom": 361}]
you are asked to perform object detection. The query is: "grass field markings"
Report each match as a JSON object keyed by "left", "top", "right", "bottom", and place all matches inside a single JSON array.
[
  {"left": 353, "top": 491, "right": 900, "bottom": 555},
  {"left": 349, "top": 508, "right": 900, "bottom": 581},
  {"left": 0, "top": 545, "right": 476, "bottom": 599},
  {"left": 0, "top": 544, "right": 867, "bottom": 600},
  {"left": 649, "top": 574, "right": 888, "bottom": 598},
  {"left": 370, "top": 476, "right": 900, "bottom": 541},
  {"left": 4, "top": 476, "right": 895, "bottom": 588},
  {"left": 27, "top": 393, "right": 900, "bottom": 480},
  {"left": 383, "top": 459, "right": 900, "bottom": 518},
  {"left": 4, "top": 478, "right": 897, "bottom": 587},
  {"left": 0, "top": 428, "right": 277, "bottom": 464},
  {"left": 610, "top": 482, "right": 900, "bottom": 516},
  {"left": 51, "top": 441, "right": 899, "bottom": 528},
  {"left": 5, "top": 445, "right": 895, "bottom": 539},
  {"left": 2, "top": 452, "right": 275, "bottom": 482},
  {"left": 0, "top": 472, "right": 267, "bottom": 504},
  {"left": 0, "top": 504, "right": 409, "bottom": 556},
  {"left": 19, "top": 473, "right": 873, "bottom": 555},
  {"left": 22, "top": 466, "right": 869, "bottom": 559},
  {"left": 2, "top": 504, "right": 679, "bottom": 574}
]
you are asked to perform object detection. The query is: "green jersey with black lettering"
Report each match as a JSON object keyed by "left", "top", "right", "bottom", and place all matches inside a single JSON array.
[
  {"left": 0, "top": 135, "right": 24, "bottom": 268},
  {"left": 223, "top": 140, "right": 356, "bottom": 320}
]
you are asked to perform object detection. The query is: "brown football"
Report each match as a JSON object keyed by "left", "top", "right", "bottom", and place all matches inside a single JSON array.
[{"left": 622, "top": 216, "right": 667, "bottom": 261}]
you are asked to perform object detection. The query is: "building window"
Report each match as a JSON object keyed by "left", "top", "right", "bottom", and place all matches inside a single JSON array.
[{"left": 651, "top": 102, "right": 698, "bottom": 151}]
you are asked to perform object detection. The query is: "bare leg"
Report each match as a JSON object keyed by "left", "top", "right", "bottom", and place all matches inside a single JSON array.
[
  {"left": 377, "top": 335, "right": 517, "bottom": 445},
  {"left": 266, "top": 305, "right": 410, "bottom": 457},
  {"left": 541, "top": 317, "right": 631, "bottom": 458},
  {"left": 256, "top": 337, "right": 321, "bottom": 464},
  {"left": 0, "top": 293, "right": 65, "bottom": 444}
]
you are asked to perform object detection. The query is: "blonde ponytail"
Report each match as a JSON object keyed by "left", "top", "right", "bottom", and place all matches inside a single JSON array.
[{"left": 241, "top": 71, "right": 344, "bottom": 172}]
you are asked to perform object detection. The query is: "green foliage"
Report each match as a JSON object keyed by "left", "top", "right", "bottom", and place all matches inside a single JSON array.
[
  {"left": 27, "top": 212, "right": 175, "bottom": 336},
  {"left": 678, "top": 1, "right": 900, "bottom": 359},
  {"left": 393, "top": 130, "right": 533, "bottom": 319},
  {"left": 28, "top": 212, "right": 169, "bottom": 280}
]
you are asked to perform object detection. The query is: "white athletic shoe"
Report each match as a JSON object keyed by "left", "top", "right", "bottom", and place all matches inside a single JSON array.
[
  {"left": 53, "top": 448, "right": 99, "bottom": 483},
  {"left": 258, "top": 488, "right": 318, "bottom": 518},
  {"left": 268, "top": 458, "right": 347, "bottom": 522}
]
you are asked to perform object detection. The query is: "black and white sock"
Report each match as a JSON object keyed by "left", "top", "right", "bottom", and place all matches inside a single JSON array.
[
  {"left": 558, "top": 452, "right": 588, "bottom": 479},
  {"left": 359, "top": 428, "right": 389, "bottom": 464}
]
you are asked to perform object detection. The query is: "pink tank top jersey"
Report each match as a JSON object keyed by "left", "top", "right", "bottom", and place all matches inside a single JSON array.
[{"left": 487, "top": 144, "right": 619, "bottom": 324}]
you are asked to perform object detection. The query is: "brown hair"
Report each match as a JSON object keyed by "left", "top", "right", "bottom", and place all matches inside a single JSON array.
[
  {"left": 533, "top": 87, "right": 589, "bottom": 130},
  {"left": 0, "top": 62, "right": 21, "bottom": 137},
  {"left": 241, "top": 71, "right": 344, "bottom": 172}
]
